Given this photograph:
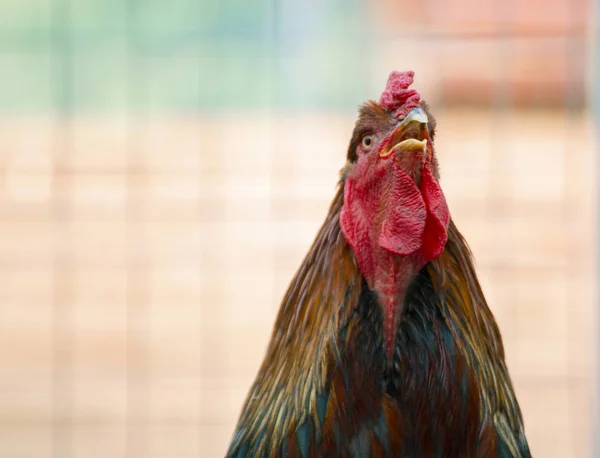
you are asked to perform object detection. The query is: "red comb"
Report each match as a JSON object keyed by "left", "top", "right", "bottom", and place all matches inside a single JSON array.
[{"left": 379, "top": 71, "right": 421, "bottom": 119}]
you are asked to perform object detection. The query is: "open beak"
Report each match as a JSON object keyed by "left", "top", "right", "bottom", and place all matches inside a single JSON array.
[{"left": 380, "top": 108, "right": 430, "bottom": 159}]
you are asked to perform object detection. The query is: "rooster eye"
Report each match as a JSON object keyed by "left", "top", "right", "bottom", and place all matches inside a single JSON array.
[{"left": 361, "top": 135, "right": 373, "bottom": 149}]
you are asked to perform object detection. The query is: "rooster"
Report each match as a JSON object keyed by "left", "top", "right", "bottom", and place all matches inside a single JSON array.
[{"left": 226, "top": 71, "right": 531, "bottom": 458}]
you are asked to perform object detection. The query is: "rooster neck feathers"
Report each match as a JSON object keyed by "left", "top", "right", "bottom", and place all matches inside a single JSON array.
[
  {"left": 227, "top": 195, "right": 529, "bottom": 457},
  {"left": 227, "top": 71, "right": 528, "bottom": 456},
  {"left": 228, "top": 188, "right": 362, "bottom": 456}
]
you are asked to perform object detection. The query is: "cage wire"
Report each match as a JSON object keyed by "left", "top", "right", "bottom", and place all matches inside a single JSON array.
[
  {"left": 0, "top": 0, "right": 594, "bottom": 457},
  {"left": 592, "top": 0, "right": 599, "bottom": 455}
]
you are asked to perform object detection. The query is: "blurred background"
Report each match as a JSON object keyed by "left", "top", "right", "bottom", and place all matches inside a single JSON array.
[{"left": 0, "top": 0, "right": 597, "bottom": 457}]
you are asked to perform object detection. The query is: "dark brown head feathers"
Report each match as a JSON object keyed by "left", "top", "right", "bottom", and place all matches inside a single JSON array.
[{"left": 346, "top": 100, "right": 437, "bottom": 163}]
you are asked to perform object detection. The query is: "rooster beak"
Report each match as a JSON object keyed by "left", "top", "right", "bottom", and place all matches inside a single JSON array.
[{"left": 380, "top": 108, "right": 430, "bottom": 159}]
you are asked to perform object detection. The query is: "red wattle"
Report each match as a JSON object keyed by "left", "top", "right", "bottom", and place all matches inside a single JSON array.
[
  {"left": 419, "top": 163, "right": 450, "bottom": 261},
  {"left": 340, "top": 159, "right": 450, "bottom": 282},
  {"left": 378, "top": 163, "right": 427, "bottom": 256}
]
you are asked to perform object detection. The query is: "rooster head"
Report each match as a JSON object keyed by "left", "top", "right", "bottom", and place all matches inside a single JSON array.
[{"left": 340, "top": 71, "right": 450, "bottom": 285}]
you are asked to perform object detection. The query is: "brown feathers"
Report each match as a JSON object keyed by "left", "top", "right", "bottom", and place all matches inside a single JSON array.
[
  {"left": 227, "top": 206, "right": 530, "bottom": 458},
  {"left": 228, "top": 187, "right": 363, "bottom": 455},
  {"left": 427, "top": 220, "right": 529, "bottom": 456},
  {"left": 227, "top": 208, "right": 530, "bottom": 457},
  {"left": 346, "top": 100, "right": 438, "bottom": 163},
  {"left": 228, "top": 137, "right": 529, "bottom": 458}
]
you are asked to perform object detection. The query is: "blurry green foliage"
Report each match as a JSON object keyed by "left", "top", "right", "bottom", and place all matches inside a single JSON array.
[{"left": 0, "top": 0, "right": 369, "bottom": 113}]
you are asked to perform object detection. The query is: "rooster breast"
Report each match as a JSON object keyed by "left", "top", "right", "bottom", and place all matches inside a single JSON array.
[{"left": 262, "top": 272, "right": 527, "bottom": 458}]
